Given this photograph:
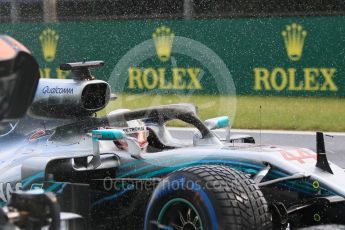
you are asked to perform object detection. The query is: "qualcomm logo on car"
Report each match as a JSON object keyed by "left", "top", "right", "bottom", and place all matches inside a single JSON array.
[
  {"left": 42, "top": 86, "right": 74, "bottom": 94},
  {"left": 254, "top": 23, "right": 337, "bottom": 92}
]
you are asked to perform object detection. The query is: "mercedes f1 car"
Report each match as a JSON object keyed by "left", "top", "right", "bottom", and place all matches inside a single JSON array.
[{"left": 1, "top": 61, "right": 345, "bottom": 230}]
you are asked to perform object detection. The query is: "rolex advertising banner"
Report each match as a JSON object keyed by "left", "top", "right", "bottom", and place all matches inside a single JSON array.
[{"left": 0, "top": 16, "right": 344, "bottom": 96}]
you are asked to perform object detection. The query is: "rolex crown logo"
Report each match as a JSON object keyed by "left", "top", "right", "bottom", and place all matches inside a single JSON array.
[
  {"left": 282, "top": 23, "right": 307, "bottom": 61},
  {"left": 39, "top": 28, "right": 59, "bottom": 62},
  {"left": 152, "top": 26, "right": 175, "bottom": 62}
]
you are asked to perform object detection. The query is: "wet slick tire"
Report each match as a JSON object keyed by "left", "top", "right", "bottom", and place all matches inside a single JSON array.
[{"left": 144, "top": 165, "right": 271, "bottom": 230}]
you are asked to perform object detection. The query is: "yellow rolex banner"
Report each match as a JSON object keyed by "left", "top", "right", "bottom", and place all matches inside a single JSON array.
[{"left": 0, "top": 16, "right": 344, "bottom": 96}]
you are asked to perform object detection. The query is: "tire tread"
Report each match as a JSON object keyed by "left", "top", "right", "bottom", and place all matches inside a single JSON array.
[{"left": 176, "top": 165, "right": 272, "bottom": 230}]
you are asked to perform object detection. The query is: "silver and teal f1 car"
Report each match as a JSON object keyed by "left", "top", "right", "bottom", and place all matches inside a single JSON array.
[{"left": 1, "top": 61, "right": 345, "bottom": 230}]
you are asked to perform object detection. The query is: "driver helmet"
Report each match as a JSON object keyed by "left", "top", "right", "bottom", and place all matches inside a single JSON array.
[{"left": 107, "top": 109, "right": 148, "bottom": 151}]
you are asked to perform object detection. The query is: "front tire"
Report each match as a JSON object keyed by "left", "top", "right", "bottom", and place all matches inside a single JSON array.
[{"left": 144, "top": 165, "right": 271, "bottom": 230}]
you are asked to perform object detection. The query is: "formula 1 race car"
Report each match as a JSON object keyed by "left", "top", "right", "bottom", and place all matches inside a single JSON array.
[{"left": 1, "top": 61, "right": 345, "bottom": 230}]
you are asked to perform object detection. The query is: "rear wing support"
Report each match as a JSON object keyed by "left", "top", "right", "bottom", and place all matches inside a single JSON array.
[{"left": 316, "top": 132, "right": 333, "bottom": 174}]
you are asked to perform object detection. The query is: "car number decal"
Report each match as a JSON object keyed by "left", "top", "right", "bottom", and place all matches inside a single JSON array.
[{"left": 279, "top": 149, "right": 316, "bottom": 164}]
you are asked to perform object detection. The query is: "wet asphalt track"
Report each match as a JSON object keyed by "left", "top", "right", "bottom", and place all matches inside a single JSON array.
[{"left": 169, "top": 128, "right": 345, "bottom": 168}]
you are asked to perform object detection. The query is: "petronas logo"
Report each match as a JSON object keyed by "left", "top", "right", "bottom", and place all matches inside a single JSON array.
[
  {"left": 282, "top": 23, "right": 307, "bottom": 61},
  {"left": 152, "top": 26, "right": 175, "bottom": 62},
  {"left": 39, "top": 28, "right": 59, "bottom": 62}
]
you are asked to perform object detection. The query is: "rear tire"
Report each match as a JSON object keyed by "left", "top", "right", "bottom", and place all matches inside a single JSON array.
[{"left": 144, "top": 165, "right": 272, "bottom": 230}]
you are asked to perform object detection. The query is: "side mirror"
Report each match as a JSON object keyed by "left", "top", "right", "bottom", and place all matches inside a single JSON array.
[
  {"left": 205, "top": 116, "right": 231, "bottom": 142},
  {"left": 92, "top": 129, "right": 125, "bottom": 141},
  {"left": 204, "top": 116, "right": 230, "bottom": 130},
  {"left": 90, "top": 129, "right": 142, "bottom": 168}
]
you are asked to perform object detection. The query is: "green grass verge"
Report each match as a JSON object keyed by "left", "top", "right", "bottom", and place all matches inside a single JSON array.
[
  {"left": 100, "top": 94, "right": 345, "bottom": 132},
  {"left": 235, "top": 96, "right": 345, "bottom": 132}
]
